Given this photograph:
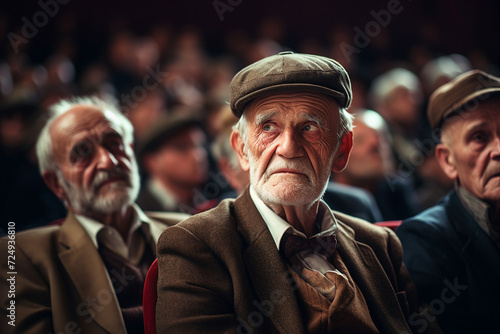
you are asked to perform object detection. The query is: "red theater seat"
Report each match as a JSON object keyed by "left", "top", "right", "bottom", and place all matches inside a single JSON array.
[
  {"left": 374, "top": 220, "right": 402, "bottom": 231},
  {"left": 143, "top": 258, "right": 159, "bottom": 334}
]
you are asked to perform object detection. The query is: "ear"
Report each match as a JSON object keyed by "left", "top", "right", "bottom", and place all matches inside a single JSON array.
[
  {"left": 42, "top": 171, "right": 67, "bottom": 201},
  {"left": 332, "top": 131, "right": 353, "bottom": 173},
  {"left": 230, "top": 130, "right": 249, "bottom": 172},
  {"left": 435, "top": 143, "right": 458, "bottom": 180}
]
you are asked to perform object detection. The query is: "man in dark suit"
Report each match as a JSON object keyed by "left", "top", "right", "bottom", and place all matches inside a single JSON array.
[
  {"left": 396, "top": 70, "right": 500, "bottom": 334},
  {"left": 156, "top": 52, "right": 440, "bottom": 333},
  {"left": 323, "top": 181, "right": 383, "bottom": 223},
  {"left": 0, "top": 97, "right": 189, "bottom": 334}
]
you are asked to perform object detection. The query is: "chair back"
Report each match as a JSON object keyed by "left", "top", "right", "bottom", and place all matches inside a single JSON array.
[
  {"left": 373, "top": 220, "right": 402, "bottom": 231},
  {"left": 143, "top": 258, "right": 159, "bottom": 334}
]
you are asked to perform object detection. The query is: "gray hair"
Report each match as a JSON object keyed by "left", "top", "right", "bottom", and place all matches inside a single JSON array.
[
  {"left": 368, "top": 67, "right": 423, "bottom": 109},
  {"left": 211, "top": 130, "right": 240, "bottom": 170},
  {"left": 36, "top": 95, "right": 134, "bottom": 174}
]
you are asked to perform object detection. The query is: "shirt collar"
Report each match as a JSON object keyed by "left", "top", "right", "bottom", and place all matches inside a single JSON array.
[
  {"left": 249, "top": 186, "right": 338, "bottom": 251},
  {"left": 76, "top": 203, "right": 154, "bottom": 248},
  {"left": 148, "top": 177, "right": 179, "bottom": 211},
  {"left": 456, "top": 184, "right": 496, "bottom": 239}
]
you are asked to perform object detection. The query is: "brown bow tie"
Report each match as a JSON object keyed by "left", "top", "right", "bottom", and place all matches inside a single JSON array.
[{"left": 280, "top": 233, "right": 337, "bottom": 260}]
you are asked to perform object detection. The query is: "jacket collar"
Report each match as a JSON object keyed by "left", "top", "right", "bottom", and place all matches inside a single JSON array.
[
  {"left": 234, "top": 188, "right": 305, "bottom": 334},
  {"left": 57, "top": 213, "right": 127, "bottom": 334},
  {"left": 334, "top": 217, "right": 412, "bottom": 333},
  {"left": 234, "top": 189, "right": 412, "bottom": 333},
  {"left": 446, "top": 189, "right": 500, "bottom": 296},
  {"left": 234, "top": 188, "right": 412, "bottom": 333}
]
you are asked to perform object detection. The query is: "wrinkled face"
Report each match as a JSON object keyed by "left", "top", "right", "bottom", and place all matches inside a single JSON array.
[
  {"left": 438, "top": 101, "right": 500, "bottom": 204},
  {"left": 343, "top": 122, "right": 385, "bottom": 183},
  {"left": 238, "top": 91, "right": 351, "bottom": 207},
  {"left": 148, "top": 127, "right": 208, "bottom": 188},
  {"left": 50, "top": 106, "right": 140, "bottom": 214}
]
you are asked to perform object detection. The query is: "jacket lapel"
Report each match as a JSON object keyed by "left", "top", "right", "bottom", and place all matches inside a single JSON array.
[
  {"left": 57, "top": 213, "right": 127, "bottom": 334},
  {"left": 335, "top": 219, "right": 411, "bottom": 334},
  {"left": 234, "top": 189, "right": 305, "bottom": 334},
  {"left": 232, "top": 189, "right": 413, "bottom": 333},
  {"left": 446, "top": 190, "right": 500, "bottom": 301}
]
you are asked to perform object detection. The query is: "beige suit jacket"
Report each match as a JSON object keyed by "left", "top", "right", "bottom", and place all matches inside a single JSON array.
[
  {"left": 156, "top": 188, "right": 442, "bottom": 333},
  {"left": 0, "top": 210, "right": 189, "bottom": 334}
]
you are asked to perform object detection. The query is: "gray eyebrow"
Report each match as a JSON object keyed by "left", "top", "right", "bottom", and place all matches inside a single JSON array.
[
  {"left": 301, "top": 113, "right": 324, "bottom": 127},
  {"left": 255, "top": 111, "right": 277, "bottom": 126},
  {"left": 254, "top": 111, "right": 325, "bottom": 128}
]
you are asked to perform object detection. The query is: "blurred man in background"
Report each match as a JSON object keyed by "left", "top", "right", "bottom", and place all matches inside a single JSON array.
[
  {"left": 0, "top": 96, "right": 188, "bottom": 334},
  {"left": 334, "top": 108, "right": 421, "bottom": 220},
  {"left": 137, "top": 113, "right": 211, "bottom": 214}
]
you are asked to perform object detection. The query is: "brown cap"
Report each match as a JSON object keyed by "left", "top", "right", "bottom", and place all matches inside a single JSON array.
[
  {"left": 427, "top": 69, "right": 500, "bottom": 129},
  {"left": 230, "top": 51, "right": 352, "bottom": 117},
  {"left": 136, "top": 113, "right": 203, "bottom": 159}
]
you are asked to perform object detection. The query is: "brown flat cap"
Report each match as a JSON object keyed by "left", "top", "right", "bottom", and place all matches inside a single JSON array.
[
  {"left": 427, "top": 69, "right": 500, "bottom": 129},
  {"left": 230, "top": 51, "right": 352, "bottom": 117},
  {"left": 136, "top": 113, "right": 203, "bottom": 159}
]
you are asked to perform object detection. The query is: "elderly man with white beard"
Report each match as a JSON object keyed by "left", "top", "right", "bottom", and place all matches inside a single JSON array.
[
  {"left": 155, "top": 52, "right": 442, "bottom": 334},
  {"left": 0, "top": 96, "right": 189, "bottom": 334}
]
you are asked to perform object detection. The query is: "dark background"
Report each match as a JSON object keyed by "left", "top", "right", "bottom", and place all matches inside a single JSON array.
[
  {"left": 2, "top": 0, "right": 499, "bottom": 66},
  {"left": 1, "top": 0, "right": 499, "bottom": 230}
]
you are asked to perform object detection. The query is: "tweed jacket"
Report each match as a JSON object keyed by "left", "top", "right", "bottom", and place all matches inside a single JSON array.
[
  {"left": 156, "top": 188, "right": 441, "bottom": 333},
  {"left": 0, "top": 210, "right": 189, "bottom": 334},
  {"left": 396, "top": 189, "right": 500, "bottom": 334}
]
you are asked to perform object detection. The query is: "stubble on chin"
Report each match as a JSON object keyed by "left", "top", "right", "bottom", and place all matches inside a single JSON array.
[{"left": 247, "top": 150, "right": 329, "bottom": 207}]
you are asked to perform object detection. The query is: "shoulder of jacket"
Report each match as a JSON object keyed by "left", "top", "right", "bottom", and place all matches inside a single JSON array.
[
  {"left": 171, "top": 199, "right": 239, "bottom": 240},
  {"left": 146, "top": 211, "right": 191, "bottom": 227},
  {"left": 2, "top": 225, "right": 61, "bottom": 262}
]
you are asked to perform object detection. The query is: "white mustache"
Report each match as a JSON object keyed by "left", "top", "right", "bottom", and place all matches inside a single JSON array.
[
  {"left": 266, "top": 159, "right": 313, "bottom": 176},
  {"left": 92, "top": 168, "right": 130, "bottom": 190}
]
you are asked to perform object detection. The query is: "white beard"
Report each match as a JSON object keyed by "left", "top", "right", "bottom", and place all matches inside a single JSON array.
[{"left": 57, "top": 160, "right": 141, "bottom": 215}]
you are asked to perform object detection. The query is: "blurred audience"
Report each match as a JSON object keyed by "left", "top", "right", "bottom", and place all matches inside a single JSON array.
[
  {"left": 210, "top": 105, "right": 249, "bottom": 200},
  {"left": 333, "top": 109, "right": 421, "bottom": 220},
  {"left": 369, "top": 68, "right": 425, "bottom": 164},
  {"left": 420, "top": 54, "right": 472, "bottom": 98},
  {"left": 0, "top": 99, "right": 66, "bottom": 230},
  {"left": 0, "top": 12, "right": 498, "bottom": 231},
  {"left": 367, "top": 66, "right": 454, "bottom": 211},
  {"left": 136, "top": 113, "right": 212, "bottom": 214},
  {"left": 125, "top": 87, "right": 169, "bottom": 142}
]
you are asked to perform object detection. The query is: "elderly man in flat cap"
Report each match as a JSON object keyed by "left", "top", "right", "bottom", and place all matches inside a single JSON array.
[
  {"left": 156, "top": 52, "right": 441, "bottom": 333},
  {"left": 396, "top": 70, "right": 500, "bottom": 334}
]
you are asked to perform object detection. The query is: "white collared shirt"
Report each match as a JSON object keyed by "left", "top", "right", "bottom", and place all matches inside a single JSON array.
[
  {"left": 249, "top": 187, "right": 345, "bottom": 276},
  {"left": 76, "top": 203, "right": 163, "bottom": 249}
]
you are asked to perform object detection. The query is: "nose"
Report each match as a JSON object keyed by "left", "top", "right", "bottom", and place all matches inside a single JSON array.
[
  {"left": 492, "top": 136, "right": 500, "bottom": 159},
  {"left": 276, "top": 129, "right": 303, "bottom": 159},
  {"left": 96, "top": 146, "right": 119, "bottom": 169}
]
